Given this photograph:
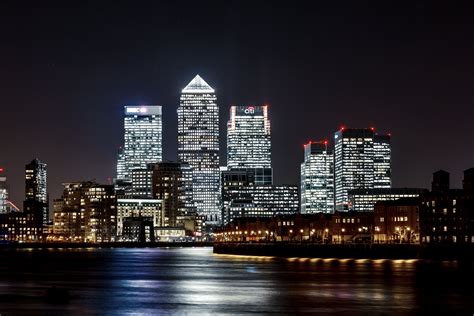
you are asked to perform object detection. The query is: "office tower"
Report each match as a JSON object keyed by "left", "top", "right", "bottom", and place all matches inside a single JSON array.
[
  {"left": 334, "top": 127, "right": 392, "bottom": 211},
  {"left": 178, "top": 75, "right": 220, "bottom": 226},
  {"left": 221, "top": 169, "right": 299, "bottom": 225},
  {"left": 25, "top": 158, "right": 48, "bottom": 224},
  {"left": 373, "top": 135, "right": 391, "bottom": 188},
  {"left": 151, "top": 162, "right": 194, "bottom": 227},
  {"left": 117, "top": 105, "right": 162, "bottom": 181},
  {"left": 53, "top": 182, "right": 116, "bottom": 242},
  {"left": 0, "top": 168, "right": 7, "bottom": 214},
  {"left": 227, "top": 105, "right": 271, "bottom": 169},
  {"left": 300, "top": 141, "right": 334, "bottom": 214}
]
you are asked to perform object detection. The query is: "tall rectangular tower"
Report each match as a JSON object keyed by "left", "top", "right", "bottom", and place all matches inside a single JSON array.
[
  {"left": 25, "top": 158, "right": 48, "bottom": 224},
  {"left": 300, "top": 141, "right": 334, "bottom": 213},
  {"left": 178, "top": 75, "right": 220, "bottom": 226},
  {"left": 334, "top": 128, "right": 375, "bottom": 211},
  {"left": 117, "top": 106, "right": 162, "bottom": 181},
  {"left": 227, "top": 105, "right": 271, "bottom": 170},
  {"left": 0, "top": 168, "right": 7, "bottom": 214},
  {"left": 373, "top": 134, "right": 391, "bottom": 188}
]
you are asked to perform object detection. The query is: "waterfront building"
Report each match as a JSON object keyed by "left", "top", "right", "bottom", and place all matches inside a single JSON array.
[
  {"left": 25, "top": 158, "right": 48, "bottom": 224},
  {"left": 52, "top": 182, "right": 116, "bottom": 242},
  {"left": 334, "top": 127, "right": 391, "bottom": 211},
  {"left": 178, "top": 75, "right": 220, "bottom": 226},
  {"left": 122, "top": 217, "right": 154, "bottom": 242},
  {"left": 300, "top": 141, "right": 334, "bottom": 214},
  {"left": 117, "top": 105, "right": 162, "bottom": 181},
  {"left": 151, "top": 162, "right": 195, "bottom": 227},
  {"left": 216, "top": 213, "right": 332, "bottom": 243},
  {"left": 116, "top": 198, "right": 163, "bottom": 239},
  {"left": 221, "top": 168, "right": 299, "bottom": 225},
  {"left": 348, "top": 188, "right": 426, "bottom": 212},
  {"left": 330, "top": 211, "right": 374, "bottom": 243},
  {"left": 419, "top": 169, "right": 474, "bottom": 244},
  {"left": 0, "top": 208, "right": 43, "bottom": 242},
  {"left": 373, "top": 198, "right": 420, "bottom": 244},
  {"left": 227, "top": 105, "right": 271, "bottom": 170}
]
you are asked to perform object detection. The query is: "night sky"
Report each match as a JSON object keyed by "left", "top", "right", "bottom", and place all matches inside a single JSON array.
[{"left": 1, "top": 1, "right": 473, "bottom": 206}]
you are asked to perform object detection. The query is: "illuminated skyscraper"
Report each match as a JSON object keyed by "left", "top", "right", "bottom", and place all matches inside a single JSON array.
[
  {"left": 0, "top": 168, "right": 7, "bottom": 214},
  {"left": 373, "top": 134, "right": 391, "bottom": 188},
  {"left": 300, "top": 141, "right": 334, "bottom": 213},
  {"left": 334, "top": 128, "right": 392, "bottom": 211},
  {"left": 227, "top": 105, "right": 271, "bottom": 169},
  {"left": 25, "top": 158, "right": 48, "bottom": 224},
  {"left": 178, "top": 75, "right": 220, "bottom": 226},
  {"left": 117, "top": 106, "right": 162, "bottom": 181}
]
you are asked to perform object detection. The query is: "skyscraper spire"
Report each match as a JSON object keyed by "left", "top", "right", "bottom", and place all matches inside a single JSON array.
[{"left": 182, "top": 74, "right": 215, "bottom": 93}]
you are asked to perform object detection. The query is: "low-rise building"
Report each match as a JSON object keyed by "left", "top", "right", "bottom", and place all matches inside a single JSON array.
[
  {"left": 374, "top": 198, "right": 420, "bottom": 244},
  {"left": 348, "top": 188, "right": 426, "bottom": 212}
]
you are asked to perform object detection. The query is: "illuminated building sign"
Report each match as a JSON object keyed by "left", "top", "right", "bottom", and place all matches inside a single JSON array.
[{"left": 126, "top": 107, "right": 148, "bottom": 114}]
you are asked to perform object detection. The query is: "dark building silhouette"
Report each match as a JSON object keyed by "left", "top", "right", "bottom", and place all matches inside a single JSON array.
[
  {"left": 432, "top": 170, "right": 450, "bottom": 192},
  {"left": 463, "top": 168, "right": 474, "bottom": 192},
  {"left": 25, "top": 158, "right": 48, "bottom": 224},
  {"left": 420, "top": 170, "right": 474, "bottom": 244}
]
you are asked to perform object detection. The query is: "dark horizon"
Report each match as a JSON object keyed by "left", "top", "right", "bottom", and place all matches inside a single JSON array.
[{"left": 1, "top": 1, "right": 473, "bottom": 206}]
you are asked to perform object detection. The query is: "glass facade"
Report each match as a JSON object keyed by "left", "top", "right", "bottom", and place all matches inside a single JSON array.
[
  {"left": 178, "top": 75, "right": 220, "bottom": 226},
  {"left": 221, "top": 169, "right": 299, "bottom": 225},
  {"left": 349, "top": 188, "right": 426, "bottom": 212},
  {"left": 300, "top": 141, "right": 334, "bottom": 214},
  {"left": 25, "top": 158, "right": 48, "bottom": 224},
  {"left": 334, "top": 128, "right": 391, "bottom": 211},
  {"left": 374, "top": 135, "right": 391, "bottom": 188},
  {"left": 0, "top": 176, "right": 7, "bottom": 214},
  {"left": 117, "top": 106, "right": 162, "bottom": 180},
  {"left": 227, "top": 105, "right": 271, "bottom": 170}
]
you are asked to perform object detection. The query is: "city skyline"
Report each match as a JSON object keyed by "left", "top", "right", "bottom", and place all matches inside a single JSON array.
[{"left": 1, "top": 1, "right": 473, "bottom": 207}]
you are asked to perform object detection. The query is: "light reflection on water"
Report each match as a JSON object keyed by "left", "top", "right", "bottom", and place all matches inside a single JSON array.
[{"left": 0, "top": 247, "right": 471, "bottom": 314}]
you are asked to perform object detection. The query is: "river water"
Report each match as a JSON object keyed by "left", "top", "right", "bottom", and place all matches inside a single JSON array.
[{"left": 0, "top": 247, "right": 472, "bottom": 314}]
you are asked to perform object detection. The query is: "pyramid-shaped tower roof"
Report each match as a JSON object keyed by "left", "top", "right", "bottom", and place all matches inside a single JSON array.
[{"left": 182, "top": 75, "right": 215, "bottom": 93}]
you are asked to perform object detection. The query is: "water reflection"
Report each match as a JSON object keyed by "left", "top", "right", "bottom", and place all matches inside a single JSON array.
[{"left": 0, "top": 247, "right": 471, "bottom": 314}]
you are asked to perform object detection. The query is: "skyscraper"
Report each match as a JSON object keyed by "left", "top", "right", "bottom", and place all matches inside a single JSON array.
[
  {"left": 0, "top": 168, "right": 7, "bottom": 214},
  {"left": 25, "top": 158, "right": 48, "bottom": 223},
  {"left": 373, "top": 134, "right": 391, "bottom": 188},
  {"left": 178, "top": 75, "right": 220, "bottom": 226},
  {"left": 300, "top": 141, "right": 334, "bottom": 214},
  {"left": 117, "top": 105, "right": 162, "bottom": 181},
  {"left": 227, "top": 105, "right": 271, "bottom": 169},
  {"left": 334, "top": 127, "right": 391, "bottom": 211}
]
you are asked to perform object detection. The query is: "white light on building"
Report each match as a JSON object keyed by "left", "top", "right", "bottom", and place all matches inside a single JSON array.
[
  {"left": 300, "top": 141, "right": 334, "bottom": 213},
  {"left": 334, "top": 128, "right": 391, "bottom": 211},
  {"left": 227, "top": 105, "right": 271, "bottom": 170},
  {"left": 117, "top": 105, "right": 162, "bottom": 180},
  {"left": 178, "top": 75, "right": 220, "bottom": 226}
]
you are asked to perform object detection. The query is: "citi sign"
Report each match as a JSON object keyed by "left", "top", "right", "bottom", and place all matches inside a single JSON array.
[{"left": 244, "top": 106, "right": 255, "bottom": 114}]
